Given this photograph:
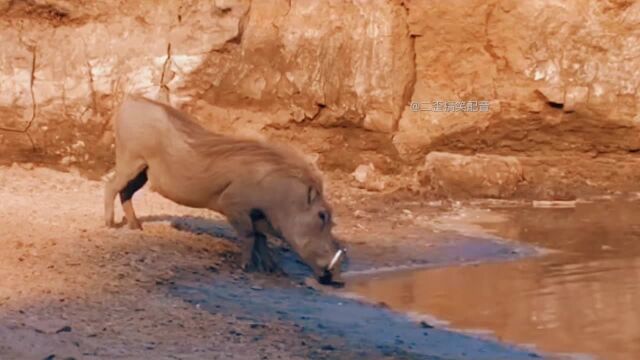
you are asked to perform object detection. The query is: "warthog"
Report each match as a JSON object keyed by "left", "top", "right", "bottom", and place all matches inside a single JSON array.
[{"left": 104, "top": 95, "right": 346, "bottom": 284}]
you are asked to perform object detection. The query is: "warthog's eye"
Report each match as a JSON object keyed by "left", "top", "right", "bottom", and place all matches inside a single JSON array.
[{"left": 318, "top": 210, "right": 330, "bottom": 226}]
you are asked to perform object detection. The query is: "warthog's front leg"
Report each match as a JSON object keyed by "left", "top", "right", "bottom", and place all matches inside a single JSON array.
[
  {"left": 246, "top": 232, "right": 283, "bottom": 274},
  {"left": 221, "top": 187, "right": 283, "bottom": 274},
  {"left": 229, "top": 216, "right": 283, "bottom": 274},
  {"left": 237, "top": 232, "right": 282, "bottom": 274}
]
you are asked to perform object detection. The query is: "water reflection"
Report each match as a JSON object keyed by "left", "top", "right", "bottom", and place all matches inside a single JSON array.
[{"left": 347, "top": 201, "right": 640, "bottom": 360}]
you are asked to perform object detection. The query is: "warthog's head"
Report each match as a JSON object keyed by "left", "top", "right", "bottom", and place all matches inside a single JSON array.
[{"left": 270, "top": 180, "right": 348, "bottom": 285}]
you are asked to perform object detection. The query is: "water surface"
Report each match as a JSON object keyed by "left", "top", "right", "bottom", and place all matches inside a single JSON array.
[{"left": 347, "top": 200, "right": 640, "bottom": 360}]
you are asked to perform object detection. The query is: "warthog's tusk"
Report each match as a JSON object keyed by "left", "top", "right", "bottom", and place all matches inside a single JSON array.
[{"left": 328, "top": 249, "right": 346, "bottom": 271}]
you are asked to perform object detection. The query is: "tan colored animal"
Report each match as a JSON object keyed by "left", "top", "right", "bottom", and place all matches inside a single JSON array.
[{"left": 104, "top": 95, "right": 346, "bottom": 284}]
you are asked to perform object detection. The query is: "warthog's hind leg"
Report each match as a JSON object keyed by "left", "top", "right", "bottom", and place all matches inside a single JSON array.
[
  {"left": 104, "top": 161, "right": 147, "bottom": 229},
  {"left": 119, "top": 168, "right": 148, "bottom": 230}
]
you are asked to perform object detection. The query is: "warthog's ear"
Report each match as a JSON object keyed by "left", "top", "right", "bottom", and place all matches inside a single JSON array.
[{"left": 307, "top": 186, "right": 318, "bottom": 205}]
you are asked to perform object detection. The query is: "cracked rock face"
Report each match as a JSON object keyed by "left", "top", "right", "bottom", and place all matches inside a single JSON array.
[
  {"left": 394, "top": 0, "right": 640, "bottom": 160},
  {"left": 0, "top": 0, "right": 414, "bottom": 168},
  {"left": 1, "top": 0, "right": 639, "bottom": 198},
  {"left": 0, "top": 0, "right": 252, "bottom": 166}
]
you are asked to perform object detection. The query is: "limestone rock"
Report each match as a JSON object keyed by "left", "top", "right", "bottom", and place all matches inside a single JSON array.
[
  {"left": 352, "top": 164, "right": 374, "bottom": 184},
  {"left": 420, "top": 152, "right": 523, "bottom": 199},
  {"left": 351, "top": 163, "right": 385, "bottom": 192}
]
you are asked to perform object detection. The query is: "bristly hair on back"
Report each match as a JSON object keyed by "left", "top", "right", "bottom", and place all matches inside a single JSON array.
[{"left": 131, "top": 95, "right": 325, "bottom": 194}]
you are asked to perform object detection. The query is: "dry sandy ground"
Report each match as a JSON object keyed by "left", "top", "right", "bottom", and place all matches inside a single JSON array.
[
  {"left": 0, "top": 164, "right": 451, "bottom": 360},
  {"left": 0, "top": 164, "right": 345, "bottom": 359}
]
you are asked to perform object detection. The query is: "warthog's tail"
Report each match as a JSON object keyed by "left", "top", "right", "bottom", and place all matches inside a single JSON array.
[{"left": 101, "top": 169, "right": 116, "bottom": 183}]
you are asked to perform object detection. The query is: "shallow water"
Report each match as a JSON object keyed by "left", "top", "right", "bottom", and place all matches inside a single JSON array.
[{"left": 347, "top": 200, "right": 640, "bottom": 360}]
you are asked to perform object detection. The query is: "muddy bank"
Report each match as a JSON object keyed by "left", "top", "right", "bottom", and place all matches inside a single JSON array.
[
  {"left": 170, "top": 266, "right": 542, "bottom": 360},
  {"left": 0, "top": 165, "right": 555, "bottom": 359}
]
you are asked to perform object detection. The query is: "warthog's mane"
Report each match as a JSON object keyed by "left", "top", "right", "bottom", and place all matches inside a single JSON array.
[{"left": 134, "top": 96, "right": 324, "bottom": 193}]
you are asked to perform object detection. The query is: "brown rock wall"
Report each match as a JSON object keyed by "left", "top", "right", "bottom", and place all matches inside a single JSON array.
[{"left": 1, "top": 0, "right": 639, "bottom": 198}]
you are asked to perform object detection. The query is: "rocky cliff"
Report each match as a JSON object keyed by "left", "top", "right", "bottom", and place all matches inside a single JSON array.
[{"left": 1, "top": 0, "right": 639, "bottom": 199}]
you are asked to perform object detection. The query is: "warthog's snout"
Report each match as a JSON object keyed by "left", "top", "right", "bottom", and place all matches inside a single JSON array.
[{"left": 317, "top": 249, "right": 347, "bottom": 286}]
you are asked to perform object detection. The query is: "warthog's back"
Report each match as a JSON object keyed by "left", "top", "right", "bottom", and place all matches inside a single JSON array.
[
  {"left": 113, "top": 95, "right": 323, "bottom": 210},
  {"left": 114, "top": 96, "right": 183, "bottom": 156}
]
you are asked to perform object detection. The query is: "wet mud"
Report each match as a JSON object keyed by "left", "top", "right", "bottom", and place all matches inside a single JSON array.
[{"left": 169, "top": 215, "right": 546, "bottom": 360}]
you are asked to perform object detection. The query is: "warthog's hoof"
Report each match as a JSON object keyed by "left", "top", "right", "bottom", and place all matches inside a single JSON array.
[
  {"left": 121, "top": 217, "right": 143, "bottom": 230},
  {"left": 128, "top": 221, "right": 143, "bottom": 230}
]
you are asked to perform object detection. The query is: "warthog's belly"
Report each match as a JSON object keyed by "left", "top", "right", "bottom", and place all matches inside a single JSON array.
[{"left": 146, "top": 164, "right": 216, "bottom": 209}]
